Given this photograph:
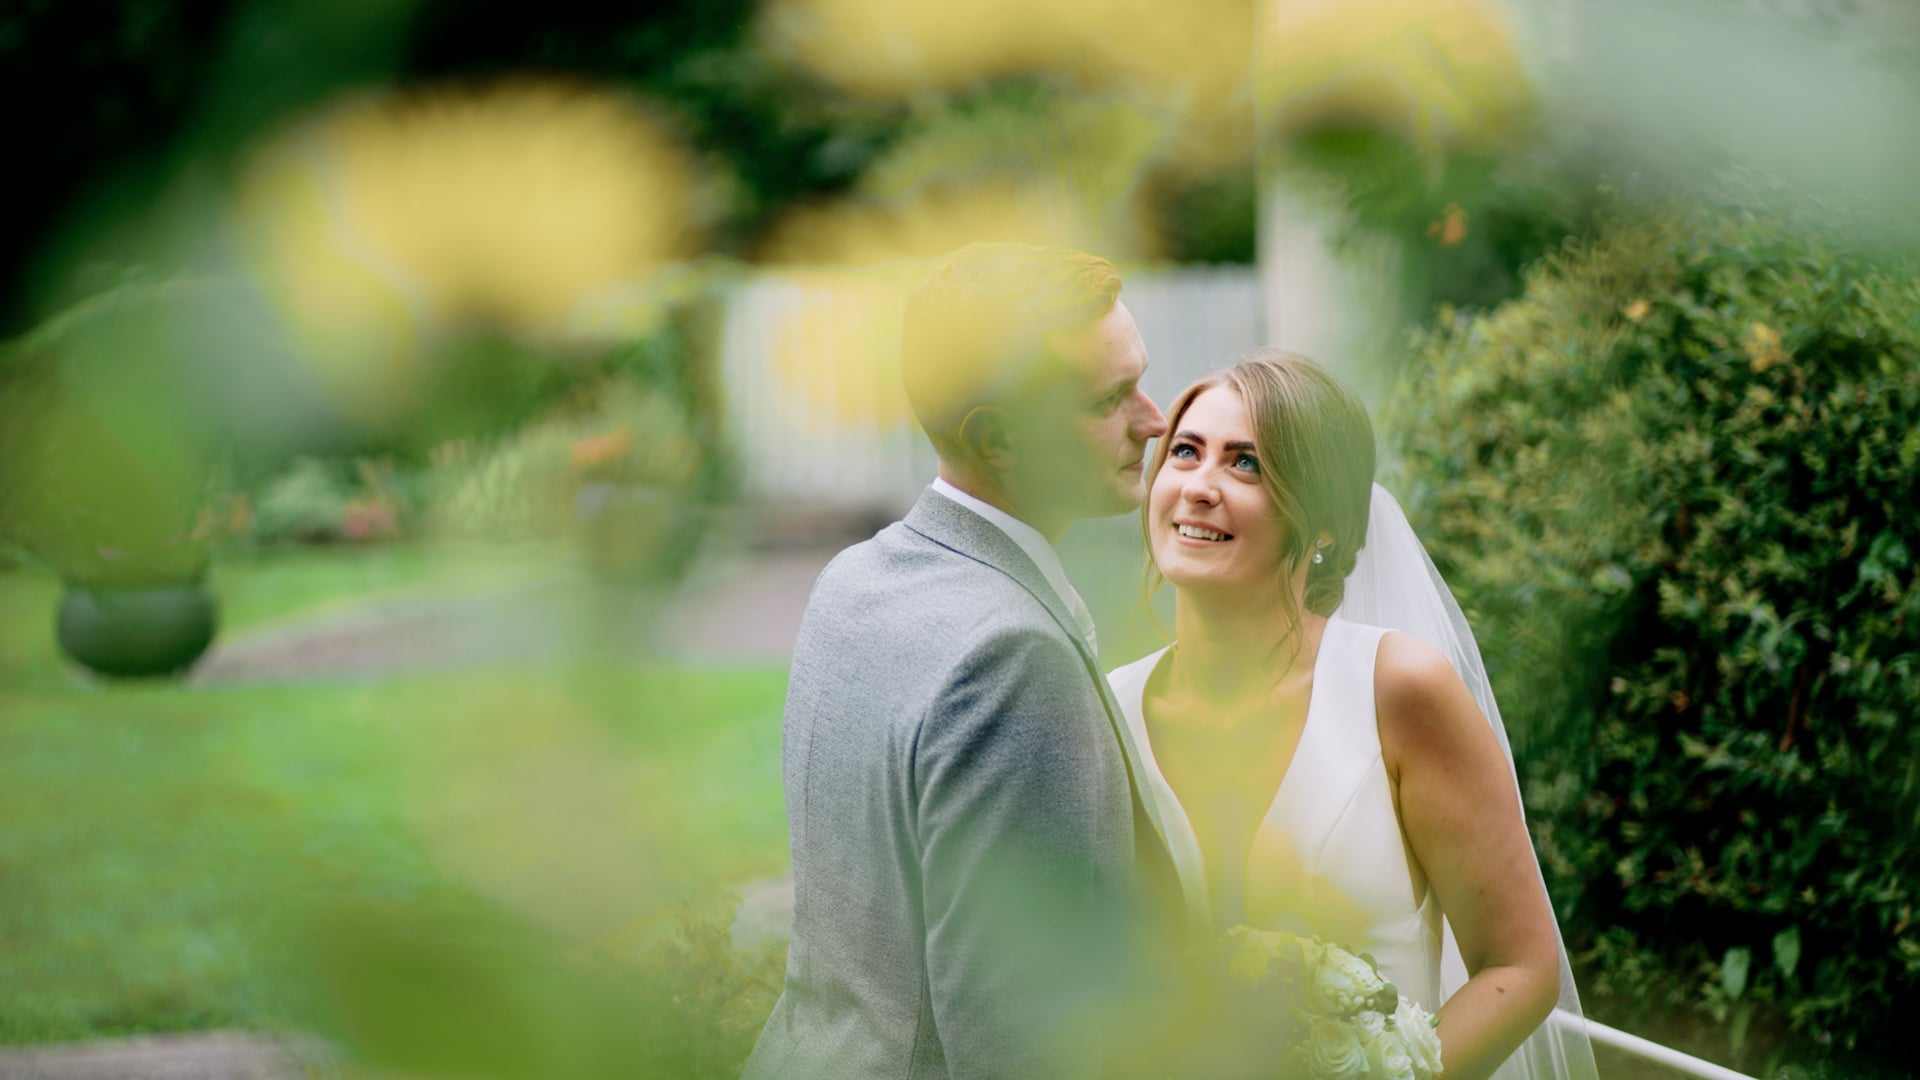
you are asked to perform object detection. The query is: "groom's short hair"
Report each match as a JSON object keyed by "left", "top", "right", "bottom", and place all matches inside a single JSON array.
[{"left": 901, "top": 242, "right": 1122, "bottom": 455}]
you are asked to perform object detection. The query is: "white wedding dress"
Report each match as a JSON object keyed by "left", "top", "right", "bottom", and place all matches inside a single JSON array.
[
  {"left": 1109, "top": 484, "right": 1600, "bottom": 1080},
  {"left": 1108, "top": 619, "right": 1445, "bottom": 1011}
]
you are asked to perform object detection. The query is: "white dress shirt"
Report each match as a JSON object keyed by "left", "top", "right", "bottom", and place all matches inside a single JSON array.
[{"left": 932, "top": 478, "right": 1100, "bottom": 654}]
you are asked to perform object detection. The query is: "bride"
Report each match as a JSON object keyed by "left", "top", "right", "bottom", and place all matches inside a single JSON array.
[{"left": 1108, "top": 351, "right": 1599, "bottom": 1080}]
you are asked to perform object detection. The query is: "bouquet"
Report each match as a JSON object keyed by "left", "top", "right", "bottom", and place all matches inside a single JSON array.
[{"left": 1186, "top": 926, "right": 1446, "bottom": 1080}]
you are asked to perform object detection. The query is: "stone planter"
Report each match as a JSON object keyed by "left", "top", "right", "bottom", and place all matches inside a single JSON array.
[{"left": 57, "top": 580, "right": 218, "bottom": 678}]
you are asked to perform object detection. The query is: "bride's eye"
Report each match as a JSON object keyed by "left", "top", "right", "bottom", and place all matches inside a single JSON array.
[
  {"left": 1234, "top": 453, "right": 1261, "bottom": 474},
  {"left": 1170, "top": 442, "right": 1198, "bottom": 461}
]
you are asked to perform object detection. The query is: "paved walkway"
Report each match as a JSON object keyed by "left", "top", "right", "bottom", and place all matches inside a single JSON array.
[
  {"left": 0, "top": 1033, "right": 336, "bottom": 1080},
  {"left": 191, "top": 543, "right": 842, "bottom": 685}
]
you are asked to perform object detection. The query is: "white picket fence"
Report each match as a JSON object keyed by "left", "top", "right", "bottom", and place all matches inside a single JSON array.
[{"left": 718, "top": 266, "right": 1266, "bottom": 510}]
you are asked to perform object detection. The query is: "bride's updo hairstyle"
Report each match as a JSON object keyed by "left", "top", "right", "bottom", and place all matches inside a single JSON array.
[{"left": 1145, "top": 349, "right": 1376, "bottom": 618}]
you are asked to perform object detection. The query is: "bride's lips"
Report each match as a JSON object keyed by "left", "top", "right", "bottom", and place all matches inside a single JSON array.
[{"left": 1172, "top": 521, "right": 1233, "bottom": 544}]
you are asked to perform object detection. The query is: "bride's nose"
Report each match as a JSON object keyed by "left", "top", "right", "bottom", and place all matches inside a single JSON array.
[{"left": 1181, "top": 471, "right": 1220, "bottom": 506}]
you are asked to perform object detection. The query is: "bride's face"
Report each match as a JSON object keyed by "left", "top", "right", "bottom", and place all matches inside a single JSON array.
[{"left": 1148, "top": 385, "right": 1285, "bottom": 592}]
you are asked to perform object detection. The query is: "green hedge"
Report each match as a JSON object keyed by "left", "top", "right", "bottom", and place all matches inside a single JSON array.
[{"left": 1387, "top": 208, "right": 1920, "bottom": 1068}]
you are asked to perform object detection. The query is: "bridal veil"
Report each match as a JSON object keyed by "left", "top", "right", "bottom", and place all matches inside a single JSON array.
[{"left": 1333, "top": 483, "right": 1601, "bottom": 1080}]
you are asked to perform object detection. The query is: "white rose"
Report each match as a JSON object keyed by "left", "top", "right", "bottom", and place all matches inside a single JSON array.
[
  {"left": 1305, "top": 1018, "right": 1370, "bottom": 1080},
  {"left": 1309, "top": 947, "right": 1387, "bottom": 1016},
  {"left": 1354, "top": 1010, "right": 1387, "bottom": 1040},
  {"left": 1393, "top": 998, "right": 1446, "bottom": 1078},
  {"left": 1364, "top": 1028, "right": 1418, "bottom": 1080}
]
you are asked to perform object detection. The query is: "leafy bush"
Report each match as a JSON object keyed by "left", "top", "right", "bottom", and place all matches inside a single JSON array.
[
  {"left": 235, "top": 270, "right": 728, "bottom": 557},
  {"left": 249, "top": 457, "right": 408, "bottom": 545},
  {"left": 1386, "top": 207, "right": 1920, "bottom": 1067},
  {"left": 425, "top": 374, "right": 701, "bottom": 565}
]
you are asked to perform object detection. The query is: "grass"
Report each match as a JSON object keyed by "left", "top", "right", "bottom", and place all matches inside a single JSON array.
[{"left": 0, "top": 545, "right": 790, "bottom": 1047}]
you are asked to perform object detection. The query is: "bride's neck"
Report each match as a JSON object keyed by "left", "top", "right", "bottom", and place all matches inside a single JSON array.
[{"left": 1168, "top": 586, "right": 1318, "bottom": 704}]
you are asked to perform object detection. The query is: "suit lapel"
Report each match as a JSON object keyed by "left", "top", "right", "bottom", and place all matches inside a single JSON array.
[{"left": 903, "top": 489, "right": 1177, "bottom": 867}]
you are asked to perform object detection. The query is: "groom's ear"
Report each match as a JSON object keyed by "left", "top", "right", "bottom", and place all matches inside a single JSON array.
[{"left": 956, "top": 405, "right": 1016, "bottom": 470}]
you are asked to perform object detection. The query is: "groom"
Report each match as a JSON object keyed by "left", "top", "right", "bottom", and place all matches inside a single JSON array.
[{"left": 743, "top": 242, "right": 1174, "bottom": 1079}]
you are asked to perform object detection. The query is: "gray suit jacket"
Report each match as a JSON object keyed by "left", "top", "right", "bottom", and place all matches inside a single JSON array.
[{"left": 744, "top": 488, "right": 1175, "bottom": 1080}]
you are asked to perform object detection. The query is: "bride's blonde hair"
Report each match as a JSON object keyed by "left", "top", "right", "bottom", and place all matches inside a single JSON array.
[{"left": 1142, "top": 350, "right": 1376, "bottom": 631}]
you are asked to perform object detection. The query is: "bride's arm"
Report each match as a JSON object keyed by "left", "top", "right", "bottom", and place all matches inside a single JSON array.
[{"left": 1377, "top": 631, "right": 1560, "bottom": 1080}]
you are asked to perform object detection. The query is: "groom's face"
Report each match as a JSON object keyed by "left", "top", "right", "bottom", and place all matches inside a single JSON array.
[{"left": 1006, "top": 300, "right": 1167, "bottom": 520}]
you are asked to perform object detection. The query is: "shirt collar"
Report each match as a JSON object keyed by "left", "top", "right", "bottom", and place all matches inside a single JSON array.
[{"left": 931, "top": 477, "right": 1080, "bottom": 612}]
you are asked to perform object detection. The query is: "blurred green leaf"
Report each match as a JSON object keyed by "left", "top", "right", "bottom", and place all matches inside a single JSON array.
[
  {"left": 1774, "top": 926, "right": 1802, "bottom": 981},
  {"left": 1723, "top": 946, "right": 1752, "bottom": 1002}
]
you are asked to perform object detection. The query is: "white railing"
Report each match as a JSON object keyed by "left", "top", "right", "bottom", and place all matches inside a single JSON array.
[{"left": 1557, "top": 1011, "right": 1760, "bottom": 1080}]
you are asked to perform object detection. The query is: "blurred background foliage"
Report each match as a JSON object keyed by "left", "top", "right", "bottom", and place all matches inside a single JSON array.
[{"left": 0, "top": 0, "right": 1267, "bottom": 336}]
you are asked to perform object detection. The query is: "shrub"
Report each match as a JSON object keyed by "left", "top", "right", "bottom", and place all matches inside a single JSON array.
[
  {"left": 1386, "top": 207, "right": 1920, "bottom": 1066},
  {"left": 425, "top": 375, "right": 700, "bottom": 553},
  {"left": 250, "top": 457, "right": 377, "bottom": 545}
]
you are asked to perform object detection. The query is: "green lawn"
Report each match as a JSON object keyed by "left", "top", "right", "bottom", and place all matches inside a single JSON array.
[{"left": 0, "top": 547, "right": 789, "bottom": 1047}]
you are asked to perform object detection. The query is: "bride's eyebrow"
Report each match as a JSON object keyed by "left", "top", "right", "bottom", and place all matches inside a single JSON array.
[{"left": 1174, "top": 430, "right": 1257, "bottom": 454}]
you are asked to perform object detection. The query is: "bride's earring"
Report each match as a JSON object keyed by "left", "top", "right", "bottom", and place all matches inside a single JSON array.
[{"left": 1312, "top": 539, "right": 1328, "bottom": 566}]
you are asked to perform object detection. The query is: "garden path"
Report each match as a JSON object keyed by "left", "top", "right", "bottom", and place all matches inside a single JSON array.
[
  {"left": 189, "top": 541, "right": 844, "bottom": 685},
  {"left": 0, "top": 1032, "right": 336, "bottom": 1079}
]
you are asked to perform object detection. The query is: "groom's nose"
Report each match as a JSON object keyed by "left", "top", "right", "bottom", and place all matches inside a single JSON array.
[{"left": 1130, "top": 389, "right": 1167, "bottom": 439}]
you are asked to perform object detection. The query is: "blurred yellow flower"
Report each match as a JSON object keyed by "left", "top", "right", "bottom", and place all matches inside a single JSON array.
[
  {"left": 1258, "top": 0, "right": 1534, "bottom": 160},
  {"left": 763, "top": 179, "right": 1144, "bottom": 268},
  {"left": 1088, "top": 0, "right": 1258, "bottom": 170},
  {"left": 232, "top": 134, "right": 431, "bottom": 425},
  {"left": 233, "top": 79, "right": 699, "bottom": 424},
  {"left": 758, "top": 0, "right": 1257, "bottom": 170},
  {"left": 759, "top": 0, "right": 1076, "bottom": 98},
  {"left": 755, "top": 169, "right": 1152, "bottom": 430},
  {"left": 1624, "top": 298, "right": 1652, "bottom": 322}
]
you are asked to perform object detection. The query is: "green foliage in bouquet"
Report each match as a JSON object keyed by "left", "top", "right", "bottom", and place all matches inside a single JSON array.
[
  {"left": 1387, "top": 206, "right": 1920, "bottom": 1062},
  {"left": 1126, "top": 927, "right": 1442, "bottom": 1079}
]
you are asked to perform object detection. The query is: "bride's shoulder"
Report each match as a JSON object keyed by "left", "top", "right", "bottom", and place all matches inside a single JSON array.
[
  {"left": 1373, "top": 630, "right": 1490, "bottom": 761},
  {"left": 1369, "top": 627, "right": 1445, "bottom": 669}
]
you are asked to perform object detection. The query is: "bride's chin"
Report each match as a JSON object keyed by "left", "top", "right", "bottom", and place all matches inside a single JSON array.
[{"left": 1159, "top": 565, "right": 1247, "bottom": 592}]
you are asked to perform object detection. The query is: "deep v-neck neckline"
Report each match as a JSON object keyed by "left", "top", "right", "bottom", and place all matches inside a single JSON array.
[{"left": 1134, "top": 621, "right": 1340, "bottom": 931}]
